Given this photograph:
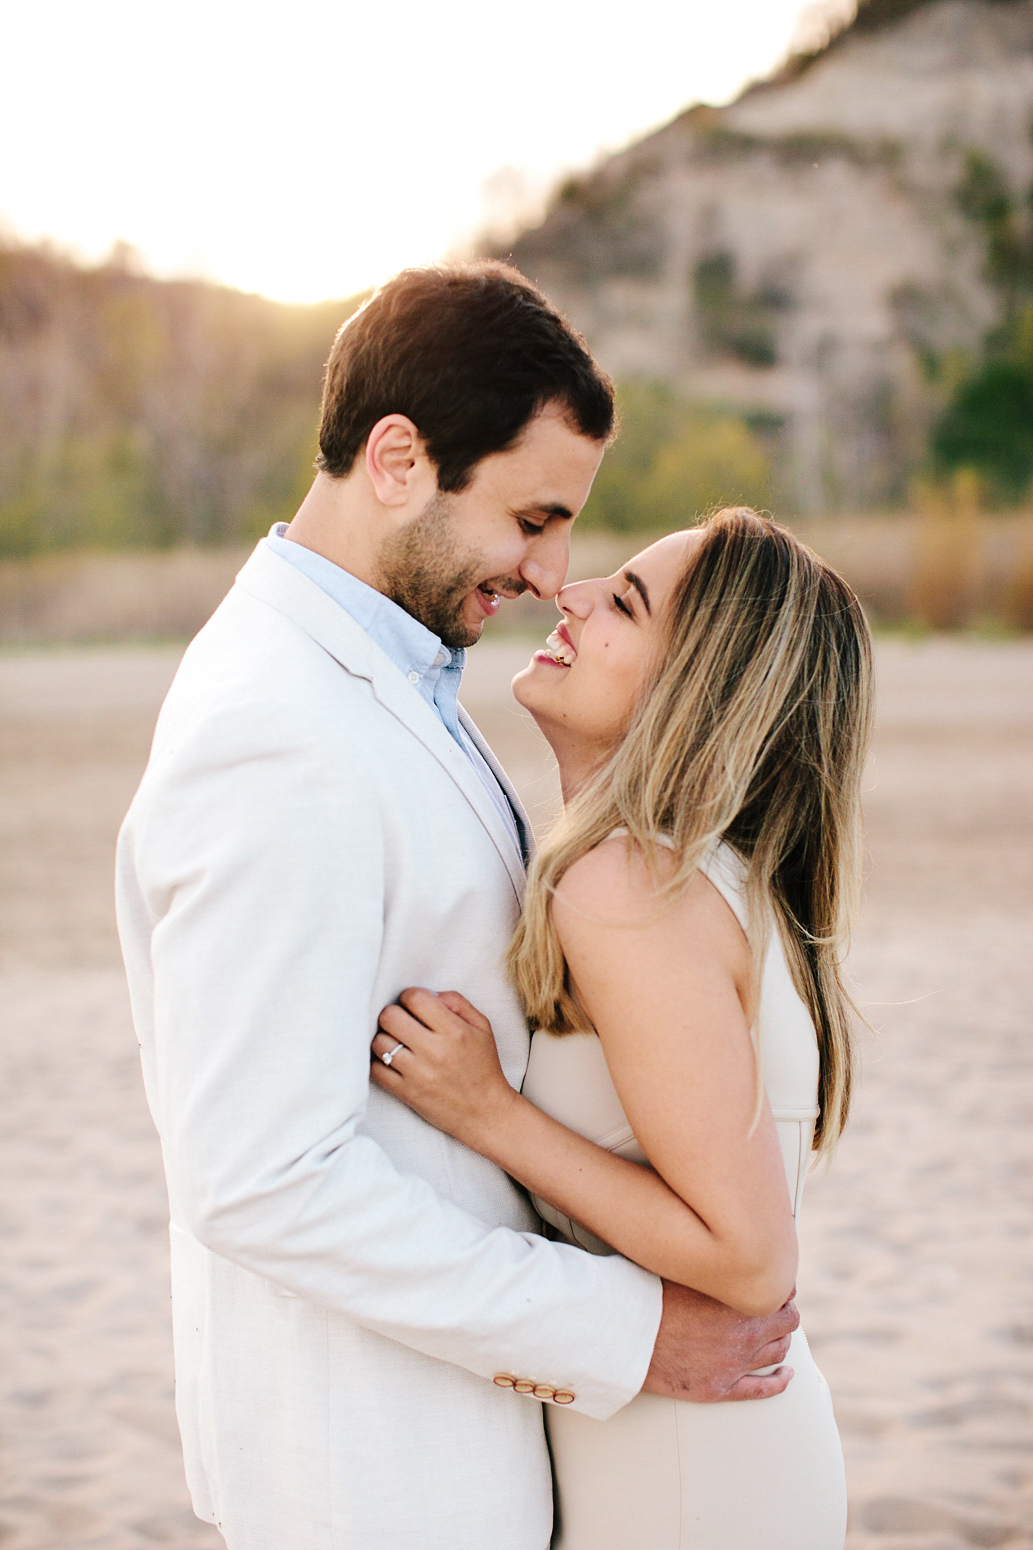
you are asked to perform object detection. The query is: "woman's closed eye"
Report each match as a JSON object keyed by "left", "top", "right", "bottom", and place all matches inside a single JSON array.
[{"left": 613, "top": 591, "right": 635, "bottom": 618}]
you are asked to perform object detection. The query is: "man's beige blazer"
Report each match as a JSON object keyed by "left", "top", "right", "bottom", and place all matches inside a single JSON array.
[{"left": 116, "top": 539, "right": 662, "bottom": 1550}]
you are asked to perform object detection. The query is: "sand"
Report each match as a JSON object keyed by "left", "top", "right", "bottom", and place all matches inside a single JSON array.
[{"left": 1, "top": 636, "right": 1031, "bottom": 1550}]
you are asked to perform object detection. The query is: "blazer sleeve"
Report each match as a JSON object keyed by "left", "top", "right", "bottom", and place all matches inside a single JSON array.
[{"left": 116, "top": 690, "right": 662, "bottom": 1421}]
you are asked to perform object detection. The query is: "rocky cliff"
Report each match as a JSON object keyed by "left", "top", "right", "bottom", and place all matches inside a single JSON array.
[{"left": 498, "top": 0, "right": 1033, "bottom": 510}]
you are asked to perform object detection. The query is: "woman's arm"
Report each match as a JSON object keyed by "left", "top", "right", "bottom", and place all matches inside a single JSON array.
[{"left": 372, "top": 840, "right": 797, "bottom": 1317}]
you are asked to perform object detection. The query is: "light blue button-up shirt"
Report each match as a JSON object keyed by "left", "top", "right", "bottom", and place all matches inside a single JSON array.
[{"left": 267, "top": 524, "right": 522, "bottom": 854}]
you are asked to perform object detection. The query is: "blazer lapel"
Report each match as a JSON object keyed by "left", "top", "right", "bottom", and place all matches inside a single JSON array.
[
  {"left": 457, "top": 707, "right": 535, "bottom": 867},
  {"left": 234, "top": 542, "right": 529, "bottom": 901}
]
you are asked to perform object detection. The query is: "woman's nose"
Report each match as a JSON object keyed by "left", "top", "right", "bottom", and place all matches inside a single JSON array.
[{"left": 556, "top": 577, "right": 600, "bottom": 618}]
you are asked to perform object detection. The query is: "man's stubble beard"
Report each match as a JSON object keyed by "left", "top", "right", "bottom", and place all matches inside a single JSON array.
[{"left": 377, "top": 491, "right": 524, "bottom": 649}]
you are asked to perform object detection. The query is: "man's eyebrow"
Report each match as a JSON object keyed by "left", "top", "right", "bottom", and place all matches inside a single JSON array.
[
  {"left": 512, "top": 502, "right": 574, "bottom": 522},
  {"left": 624, "top": 569, "right": 651, "bottom": 614}
]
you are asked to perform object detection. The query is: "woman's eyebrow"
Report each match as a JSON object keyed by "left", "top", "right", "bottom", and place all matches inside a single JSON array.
[{"left": 624, "top": 570, "right": 651, "bottom": 614}]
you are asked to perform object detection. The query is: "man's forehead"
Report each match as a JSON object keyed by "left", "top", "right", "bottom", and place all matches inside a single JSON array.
[{"left": 493, "top": 425, "right": 604, "bottom": 491}]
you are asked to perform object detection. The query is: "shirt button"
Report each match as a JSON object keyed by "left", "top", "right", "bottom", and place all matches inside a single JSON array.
[
  {"left": 492, "top": 1373, "right": 516, "bottom": 1388},
  {"left": 407, "top": 671, "right": 420, "bottom": 685},
  {"left": 553, "top": 1391, "right": 576, "bottom": 1405}
]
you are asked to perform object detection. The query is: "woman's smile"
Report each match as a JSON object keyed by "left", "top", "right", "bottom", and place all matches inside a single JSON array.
[
  {"left": 535, "top": 622, "right": 578, "bottom": 668},
  {"left": 514, "top": 531, "right": 700, "bottom": 797}
]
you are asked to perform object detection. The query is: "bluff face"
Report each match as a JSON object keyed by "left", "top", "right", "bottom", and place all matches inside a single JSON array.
[{"left": 499, "top": 0, "right": 1033, "bottom": 510}]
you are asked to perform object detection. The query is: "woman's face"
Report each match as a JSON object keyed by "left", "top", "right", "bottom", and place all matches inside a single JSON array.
[{"left": 512, "top": 529, "right": 701, "bottom": 778}]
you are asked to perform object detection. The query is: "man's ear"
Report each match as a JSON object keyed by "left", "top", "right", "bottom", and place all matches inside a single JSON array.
[{"left": 365, "top": 415, "right": 430, "bottom": 508}]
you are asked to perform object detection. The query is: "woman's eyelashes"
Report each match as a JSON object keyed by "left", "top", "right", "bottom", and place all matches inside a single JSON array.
[{"left": 613, "top": 591, "right": 634, "bottom": 618}]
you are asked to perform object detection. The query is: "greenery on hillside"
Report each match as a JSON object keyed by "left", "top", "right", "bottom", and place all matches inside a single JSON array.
[
  {"left": 0, "top": 240, "right": 776, "bottom": 555},
  {"left": 7, "top": 160, "right": 1033, "bottom": 566},
  {"left": 0, "top": 242, "right": 359, "bottom": 558},
  {"left": 579, "top": 381, "right": 773, "bottom": 531},
  {"left": 932, "top": 148, "right": 1033, "bottom": 500}
]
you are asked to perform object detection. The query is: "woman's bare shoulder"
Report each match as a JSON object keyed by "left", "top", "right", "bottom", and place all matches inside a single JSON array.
[
  {"left": 554, "top": 836, "right": 747, "bottom": 964},
  {"left": 554, "top": 835, "right": 680, "bottom": 929}
]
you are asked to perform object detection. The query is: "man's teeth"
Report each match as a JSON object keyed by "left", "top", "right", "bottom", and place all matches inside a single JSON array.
[{"left": 543, "top": 629, "right": 575, "bottom": 666}]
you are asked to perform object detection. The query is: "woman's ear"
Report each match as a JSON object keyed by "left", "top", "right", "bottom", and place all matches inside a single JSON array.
[{"left": 365, "top": 415, "right": 430, "bottom": 507}]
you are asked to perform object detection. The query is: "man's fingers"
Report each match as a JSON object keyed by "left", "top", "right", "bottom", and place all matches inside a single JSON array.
[
  {"left": 751, "top": 1334, "right": 793, "bottom": 1370},
  {"left": 723, "top": 1366, "right": 794, "bottom": 1402},
  {"left": 766, "top": 1298, "right": 800, "bottom": 1340}
]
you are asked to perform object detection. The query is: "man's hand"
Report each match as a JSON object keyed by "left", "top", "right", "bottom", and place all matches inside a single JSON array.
[{"left": 643, "top": 1280, "right": 799, "bottom": 1402}]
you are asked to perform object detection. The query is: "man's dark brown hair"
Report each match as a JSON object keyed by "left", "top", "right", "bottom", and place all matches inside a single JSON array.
[{"left": 316, "top": 262, "right": 615, "bottom": 491}]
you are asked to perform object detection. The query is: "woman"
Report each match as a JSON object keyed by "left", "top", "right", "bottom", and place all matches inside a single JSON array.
[{"left": 370, "top": 508, "right": 873, "bottom": 1549}]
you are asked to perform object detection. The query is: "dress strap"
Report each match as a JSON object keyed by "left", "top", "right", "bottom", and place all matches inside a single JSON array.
[{"left": 697, "top": 845, "right": 749, "bottom": 934}]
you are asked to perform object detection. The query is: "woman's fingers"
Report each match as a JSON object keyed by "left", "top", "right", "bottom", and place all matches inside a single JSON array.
[
  {"left": 371, "top": 1030, "right": 410, "bottom": 1069},
  {"left": 397, "top": 985, "right": 467, "bottom": 1034},
  {"left": 370, "top": 989, "right": 511, "bottom": 1145},
  {"left": 436, "top": 989, "right": 494, "bottom": 1032},
  {"left": 373, "top": 1006, "right": 430, "bottom": 1078},
  {"left": 369, "top": 1053, "right": 400, "bottom": 1093},
  {"left": 396, "top": 986, "right": 495, "bottom": 1039},
  {"left": 377, "top": 1002, "right": 426, "bottom": 1044}
]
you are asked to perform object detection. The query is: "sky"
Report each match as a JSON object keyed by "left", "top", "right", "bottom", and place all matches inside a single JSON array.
[{"left": 0, "top": 0, "right": 852, "bottom": 305}]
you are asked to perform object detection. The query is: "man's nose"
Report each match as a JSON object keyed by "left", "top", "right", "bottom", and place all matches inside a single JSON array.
[{"left": 519, "top": 525, "right": 572, "bottom": 601}]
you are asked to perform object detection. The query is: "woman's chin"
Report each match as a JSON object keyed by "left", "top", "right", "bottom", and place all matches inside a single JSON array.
[
  {"left": 511, "top": 661, "right": 559, "bottom": 727},
  {"left": 511, "top": 662, "right": 538, "bottom": 709}
]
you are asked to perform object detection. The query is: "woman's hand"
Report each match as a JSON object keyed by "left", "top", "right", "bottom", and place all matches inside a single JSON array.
[{"left": 371, "top": 988, "right": 517, "bottom": 1147}]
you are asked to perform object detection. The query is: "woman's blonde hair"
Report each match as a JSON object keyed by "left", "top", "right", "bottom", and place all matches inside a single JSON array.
[{"left": 507, "top": 507, "right": 874, "bottom": 1154}]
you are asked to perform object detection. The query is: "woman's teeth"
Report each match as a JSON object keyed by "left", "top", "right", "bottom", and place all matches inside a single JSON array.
[{"left": 542, "top": 629, "right": 575, "bottom": 666}]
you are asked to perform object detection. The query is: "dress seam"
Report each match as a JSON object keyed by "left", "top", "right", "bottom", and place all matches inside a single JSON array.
[{"left": 674, "top": 1396, "right": 685, "bottom": 1550}]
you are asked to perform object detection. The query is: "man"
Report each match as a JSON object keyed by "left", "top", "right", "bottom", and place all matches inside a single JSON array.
[{"left": 116, "top": 262, "right": 797, "bottom": 1550}]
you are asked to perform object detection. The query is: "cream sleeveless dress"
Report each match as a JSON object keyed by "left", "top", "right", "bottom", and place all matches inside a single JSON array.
[{"left": 522, "top": 841, "right": 847, "bottom": 1550}]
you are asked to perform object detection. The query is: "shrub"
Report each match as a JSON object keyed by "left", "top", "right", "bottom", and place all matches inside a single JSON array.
[{"left": 932, "top": 357, "right": 1033, "bottom": 501}]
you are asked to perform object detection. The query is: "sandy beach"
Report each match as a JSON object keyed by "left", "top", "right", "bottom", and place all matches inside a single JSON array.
[{"left": 1, "top": 635, "right": 1031, "bottom": 1550}]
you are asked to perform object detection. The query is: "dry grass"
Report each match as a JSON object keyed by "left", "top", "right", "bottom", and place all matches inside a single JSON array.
[
  {"left": 1003, "top": 530, "right": 1033, "bottom": 631},
  {"left": 2, "top": 516, "right": 1033, "bottom": 645},
  {"left": 0, "top": 548, "right": 250, "bottom": 645}
]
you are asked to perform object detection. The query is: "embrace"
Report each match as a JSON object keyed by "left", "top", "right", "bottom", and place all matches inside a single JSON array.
[{"left": 117, "top": 263, "right": 872, "bottom": 1550}]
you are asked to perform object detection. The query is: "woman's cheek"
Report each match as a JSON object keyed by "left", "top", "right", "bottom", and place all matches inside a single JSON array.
[{"left": 598, "top": 662, "right": 642, "bottom": 739}]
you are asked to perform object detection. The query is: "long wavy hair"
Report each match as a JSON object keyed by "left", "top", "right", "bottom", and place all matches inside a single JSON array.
[{"left": 507, "top": 508, "right": 875, "bottom": 1154}]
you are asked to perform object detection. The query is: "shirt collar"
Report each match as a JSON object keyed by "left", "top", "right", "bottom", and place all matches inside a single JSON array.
[{"left": 266, "top": 523, "right": 465, "bottom": 686}]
